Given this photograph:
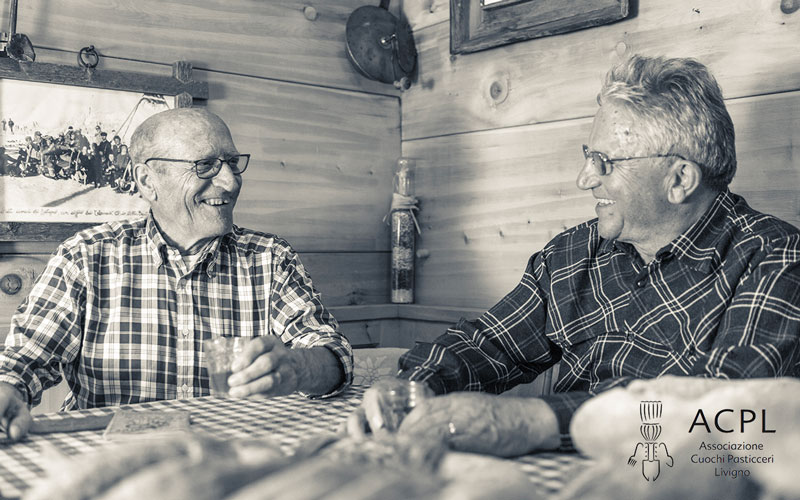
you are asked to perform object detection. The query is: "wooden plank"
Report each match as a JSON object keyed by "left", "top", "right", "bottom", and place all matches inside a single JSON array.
[
  {"left": 2, "top": 0, "right": 400, "bottom": 96},
  {"left": 0, "top": 58, "right": 207, "bottom": 98},
  {"left": 329, "top": 304, "right": 398, "bottom": 321},
  {"left": 403, "top": 0, "right": 450, "bottom": 31},
  {"left": 337, "top": 319, "right": 387, "bottom": 347},
  {"left": 404, "top": 91, "right": 800, "bottom": 308},
  {"left": 202, "top": 70, "right": 399, "bottom": 252},
  {"left": 302, "top": 253, "right": 390, "bottom": 306},
  {"left": 383, "top": 318, "right": 448, "bottom": 348},
  {"left": 401, "top": 0, "right": 800, "bottom": 139},
  {"left": 396, "top": 303, "right": 484, "bottom": 322},
  {"left": 727, "top": 92, "right": 800, "bottom": 226}
]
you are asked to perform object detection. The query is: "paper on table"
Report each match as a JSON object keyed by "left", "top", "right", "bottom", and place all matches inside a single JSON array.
[{"left": 102, "top": 409, "right": 192, "bottom": 441}]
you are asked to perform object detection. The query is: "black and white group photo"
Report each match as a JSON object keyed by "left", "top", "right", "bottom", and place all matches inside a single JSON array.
[{"left": 0, "top": 79, "right": 167, "bottom": 222}]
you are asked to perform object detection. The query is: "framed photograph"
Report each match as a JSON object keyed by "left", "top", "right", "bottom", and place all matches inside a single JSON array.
[
  {"left": 0, "top": 59, "right": 208, "bottom": 242},
  {"left": 0, "top": 80, "right": 168, "bottom": 223},
  {"left": 450, "top": 0, "right": 630, "bottom": 55}
]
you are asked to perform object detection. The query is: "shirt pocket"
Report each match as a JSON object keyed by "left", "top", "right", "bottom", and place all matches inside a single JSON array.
[{"left": 549, "top": 290, "right": 632, "bottom": 347}]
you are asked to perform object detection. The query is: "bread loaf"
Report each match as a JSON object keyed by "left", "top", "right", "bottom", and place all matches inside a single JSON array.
[
  {"left": 23, "top": 435, "right": 213, "bottom": 500},
  {"left": 97, "top": 455, "right": 293, "bottom": 500}
]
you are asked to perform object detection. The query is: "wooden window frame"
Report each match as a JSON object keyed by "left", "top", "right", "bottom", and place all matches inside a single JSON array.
[{"left": 450, "top": 0, "right": 629, "bottom": 55}]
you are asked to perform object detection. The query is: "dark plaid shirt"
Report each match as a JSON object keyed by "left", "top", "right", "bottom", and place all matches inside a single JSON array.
[
  {"left": 0, "top": 216, "right": 352, "bottom": 409},
  {"left": 399, "top": 190, "right": 800, "bottom": 449}
]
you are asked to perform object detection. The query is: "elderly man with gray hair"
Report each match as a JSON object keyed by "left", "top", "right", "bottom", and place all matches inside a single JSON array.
[
  {"left": 350, "top": 55, "right": 800, "bottom": 455},
  {"left": 0, "top": 108, "right": 352, "bottom": 441}
]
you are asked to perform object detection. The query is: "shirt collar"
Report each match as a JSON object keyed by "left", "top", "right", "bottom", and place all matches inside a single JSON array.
[
  {"left": 661, "top": 189, "right": 735, "bottom": 272},
  {"left": 146, "top": 213, "right": 168, "bottom": 267},
  {"left": 145, "top": 212, "right": 226, "bottom": 273},
  {"left": 597, "top": 189, "right": 735, "bottom": 273}
]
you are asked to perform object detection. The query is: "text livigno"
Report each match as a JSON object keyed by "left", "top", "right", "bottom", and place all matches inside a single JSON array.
[{"left": 685, "top": 408, "right": 777, "bottom": 479}]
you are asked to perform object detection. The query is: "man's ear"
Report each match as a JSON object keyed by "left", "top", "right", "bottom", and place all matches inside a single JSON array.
[
  {"left": 133, "top": 163, "right": 157, "bottom": 203},
  {"left": 666, "top": 159, "right": 702, "bottom": 204}
]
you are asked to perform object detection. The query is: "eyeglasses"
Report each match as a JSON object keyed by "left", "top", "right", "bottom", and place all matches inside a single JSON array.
[
  {"left": 145, "top": 154, "right": 250, "bottom": 179},
  {"left": 582, "top": 144, "right": 689, "bottom": 176}
]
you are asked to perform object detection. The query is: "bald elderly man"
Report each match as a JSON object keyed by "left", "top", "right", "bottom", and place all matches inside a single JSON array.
[{"left": 0, "top": 108, "right": 352, "bottom": 441}]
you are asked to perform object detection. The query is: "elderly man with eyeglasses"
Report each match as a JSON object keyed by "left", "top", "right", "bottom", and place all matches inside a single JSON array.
[
  {"left": 349, "top": 55, "right": 800, "bottom": 457},
  {"left": 0, "top": 108, "right": 352, "bottom": 441}
]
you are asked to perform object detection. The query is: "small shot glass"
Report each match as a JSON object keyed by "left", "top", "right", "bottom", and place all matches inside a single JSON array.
[
  {"left": 372, "top": 379, "right": 434, "bottom": 432},
  {"left": 203, "top": 336, "right": 249, "bottom": 396}
]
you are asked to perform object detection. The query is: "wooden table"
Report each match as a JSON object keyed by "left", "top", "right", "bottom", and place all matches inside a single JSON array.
[{"left": 0, "top": 385, "right": 588, "bottom": 499}]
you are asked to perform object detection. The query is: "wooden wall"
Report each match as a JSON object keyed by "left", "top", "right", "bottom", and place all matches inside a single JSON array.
[
  {"left": 401, "top": 0, "right": 800, "bottom": 309},
  {"left": 0, "top": 1, "right": 403, "bottom": 350}
]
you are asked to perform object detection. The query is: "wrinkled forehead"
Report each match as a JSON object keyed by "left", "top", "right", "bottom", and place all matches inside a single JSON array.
[
  {"left": 149, "top": 112, "right": 236, "bottom": 159},
  {"left": 590, "top": 100, "right": 645, "bottom": 153}
]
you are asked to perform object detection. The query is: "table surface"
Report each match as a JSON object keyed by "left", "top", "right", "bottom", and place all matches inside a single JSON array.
[{"left": 0, "top": 385, "right": 589, "bottom": 499}]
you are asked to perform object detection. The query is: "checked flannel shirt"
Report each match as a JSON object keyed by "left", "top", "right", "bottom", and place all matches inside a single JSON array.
[
  {"left": 398, "top": 190, "right": 800, "bottom": 449},
  {"left": 0, "top": 215, "right": 353, "bottom": 409}
]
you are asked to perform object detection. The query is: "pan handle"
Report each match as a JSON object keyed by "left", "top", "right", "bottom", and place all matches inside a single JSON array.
[{"left": 9, "top": 0, "right": 18, "bottom": 36}]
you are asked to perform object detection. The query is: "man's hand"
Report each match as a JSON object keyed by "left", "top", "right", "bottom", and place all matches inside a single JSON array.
[
  {"left": 227, "top": 337, "right": 342, "bottom": 398},
  {"left": 347, "top": 386, "right": 561, "bottom": 458},
  {"left": 0, "top": 382, "right": 31, "bottom": 442}
]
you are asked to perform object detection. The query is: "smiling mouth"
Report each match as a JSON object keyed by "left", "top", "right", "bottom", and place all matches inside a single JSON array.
[
  {"left": 596, "top": 198, "right": 615, "bottom": 206},
  {"left": 201, "top": 198, "right": 231, "bottom": 207}
]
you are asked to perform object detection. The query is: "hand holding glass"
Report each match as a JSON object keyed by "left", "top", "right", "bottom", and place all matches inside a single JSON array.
[
  {"left": 204, "top": 337, "right": 250, "bottom": 396},
  {"left": 371, "top": 379, "right": 433, "bottom": 431}
]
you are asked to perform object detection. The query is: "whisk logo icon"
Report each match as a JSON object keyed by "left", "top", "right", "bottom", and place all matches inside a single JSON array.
[{"left": 628, "top": 400, "right": 674, "bottom": 481}]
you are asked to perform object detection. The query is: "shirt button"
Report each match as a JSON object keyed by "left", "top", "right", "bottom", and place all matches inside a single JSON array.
[
  {"left": 636, "top": 279, "right": 646, "bottom": 288},
  {"left": 181, "top": 384, "right": 189, "bottom": 394},
  {"left": 182, "top": 329, "right": 190, "bottom": 338}
]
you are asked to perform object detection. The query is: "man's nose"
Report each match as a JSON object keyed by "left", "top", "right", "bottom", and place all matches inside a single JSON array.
[
  {"left": 576, "top": 158, "right": 600, "bottom": 191},
  {"left": 212, "top": 161, "right": 240, "bottom": 190}
]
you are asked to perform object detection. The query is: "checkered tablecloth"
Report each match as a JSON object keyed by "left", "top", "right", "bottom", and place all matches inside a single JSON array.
[{"left": 0, "top": 385, "right": 588, "bottom": 499}]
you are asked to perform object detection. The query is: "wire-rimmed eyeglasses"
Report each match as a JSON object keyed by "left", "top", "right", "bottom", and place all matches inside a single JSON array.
[
  {"left": 145, "top": 154, "right": 250, "bottom": 179},
  {"left": 582, "top": 144, "right": 690, "bottom": 176}
]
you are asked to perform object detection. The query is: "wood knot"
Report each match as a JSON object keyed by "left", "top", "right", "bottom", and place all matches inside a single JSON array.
[
  {"left": 0, "top": 273, "right": 22, "bottom": 295},
  {"left": 489, "top": 80, "right": 508, "bottom": 103},
  {"left": 303, "top": 6, "right": 318, "bottom": 21}
]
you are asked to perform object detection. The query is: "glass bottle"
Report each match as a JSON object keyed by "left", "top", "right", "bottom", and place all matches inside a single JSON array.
[{"left": 391, "top": 158, "right": 416, "bottom": 303}]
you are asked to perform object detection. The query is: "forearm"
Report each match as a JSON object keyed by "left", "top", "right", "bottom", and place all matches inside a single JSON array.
[
  {"left": 398, "top": 391, "right": 561, "bottom": 457},
  {"left": 0, "top": 355, "right": 40, "bottom": 406},
  {"left": 294, "top": 347, "right": 344, "bottom": 397},
  {"left": 399, "top": 318, "right": 559, "bottom": 395}
]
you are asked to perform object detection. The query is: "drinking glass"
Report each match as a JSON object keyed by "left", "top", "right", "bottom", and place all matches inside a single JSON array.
[
  {"left": 203, "top": 336, "right": 249, "bottom": 396},
  {"left": 372, "top": 379, "right": 433, "bottom": 431}
]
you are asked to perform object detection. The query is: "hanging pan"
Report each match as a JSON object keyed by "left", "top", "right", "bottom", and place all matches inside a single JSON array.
[{"left": 345, "top": 0, "right": 416, "bottom": 89}]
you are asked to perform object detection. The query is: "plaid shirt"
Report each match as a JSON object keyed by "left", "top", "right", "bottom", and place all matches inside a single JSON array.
[
  {"left": 0, "top": 216, "right": 353, "bottom": 409},
  {"left": 399, "top": 190, "right": 800, "bottom": 449}
]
